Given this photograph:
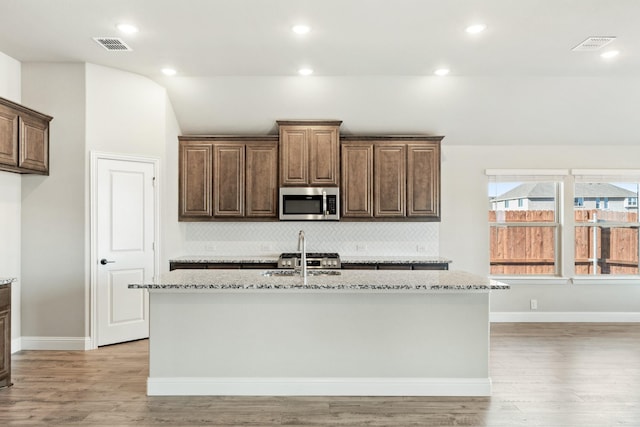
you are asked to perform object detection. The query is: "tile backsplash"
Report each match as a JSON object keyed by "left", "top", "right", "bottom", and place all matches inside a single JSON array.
[{"left": 183, "top": 222, "right": 439, "bottom": 256}]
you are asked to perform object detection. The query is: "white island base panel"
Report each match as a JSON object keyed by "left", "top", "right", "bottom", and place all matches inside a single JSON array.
[{"left": 147, "top": 291, "right": 491, "bottom": 396}]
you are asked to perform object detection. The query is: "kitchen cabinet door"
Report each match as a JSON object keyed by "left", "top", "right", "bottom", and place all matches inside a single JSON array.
[
  {"left": 374, "top": 144, "right": 406, "bottom": 217},
  {"left": 0, "top": 104, "right": 18, "bottom": 168},
  {"left": 407, "top": 143, "right": 440, "bottom": 219},
  {"left": 246, "top": 142, "right": 278, "bottom": 217},
  {"left": 0, "top": 285, "right": 10, "bottom": 388},
  {"left": 213, "top": 144, "right": 245, "bottom": 217},
  {"left": 309, "top": 126, "right": 339, "bottom": 186},
  {"left": 279, "top": 126, "right": 307, "bottom": 186},
  {"left": 19, "top": 114, "right": 49, "bottom": 173},
  {"left": 341, "top": 142, "right": 373, "bottom": 217},
  {"left": 179, "top": 141, "right": 212, "bottom": 219}
]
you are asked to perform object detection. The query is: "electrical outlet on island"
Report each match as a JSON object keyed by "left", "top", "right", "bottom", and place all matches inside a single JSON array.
[
  {"left": 530, "top": 299, "right": 538, "bottom": 310},
  {"left": 416, "top": 244, "right": 426, "bottom": 253}
]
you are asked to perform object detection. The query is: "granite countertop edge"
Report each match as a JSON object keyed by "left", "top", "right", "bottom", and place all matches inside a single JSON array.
[
  {"left": 0, "top": 278, "right": 16, "bottom": 286},
  {"left": 129, "top": 270, "right": 509, "bottom": 292}
]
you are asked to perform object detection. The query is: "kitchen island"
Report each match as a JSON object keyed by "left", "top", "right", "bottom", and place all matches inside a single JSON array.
[{"left": 130, "top": 269, "right": 508, "bottom": 397}]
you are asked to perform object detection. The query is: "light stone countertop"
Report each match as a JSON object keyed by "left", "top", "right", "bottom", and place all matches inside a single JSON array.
[
  {"left": 340, "top": 256, "right": 452, "bottom": 264},
  {"left": 170, "top": 255, "right": 452, "bottom": 264},
  {"left": 0, "top": 278, "right": 16, "bottom": 286},
  {"left": 170, "top": 255, "right": 280, "bottom": 264},
  {"left": 129, "top": 269, "right": 508, "bottom": 293}
]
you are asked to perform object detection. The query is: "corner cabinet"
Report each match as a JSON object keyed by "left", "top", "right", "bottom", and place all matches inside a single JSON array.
[
  {"left": 278, "top": 120, "right": 341, "bottom": 187},
  {"left": 341, "top": 136, "right": 442, "bottom": 221},
  {"left": 0, "top": 283, "right": 10, "bottom": 388},
  {"left": 178, "top": 136, "right": 278, "bottom": 221},
  {"left": 0, "top": 97, "right": 52, "bottom": 175}
]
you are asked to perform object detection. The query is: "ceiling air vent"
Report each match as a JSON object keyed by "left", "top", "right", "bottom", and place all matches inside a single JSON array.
[
  {"left": 93, "top": 37, "right": 132, "bottom": 51},
  {"left": 572, "top": 36, "right": 616, "bottom": 51}
]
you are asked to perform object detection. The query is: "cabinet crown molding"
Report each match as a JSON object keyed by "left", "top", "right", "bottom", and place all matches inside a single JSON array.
[
  {"left": 178, "top": 135, "right": 278, "bottom": 142},
  {"left": 0, "top": 96, "right": 53, "bottom": 122},
  {"left": 277, "top": 120, "right": 343, "bottom": 127}
]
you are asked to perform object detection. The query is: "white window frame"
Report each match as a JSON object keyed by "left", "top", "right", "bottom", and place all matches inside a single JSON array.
[
  {"left": 487, "top": 169, "right": 568, "bottom": 279},
  {"left": 572, "top": 169, "right": 640, "bottom": 279},
  {"left": 487, "top": 169, "right": 640, "bottom": 285}
]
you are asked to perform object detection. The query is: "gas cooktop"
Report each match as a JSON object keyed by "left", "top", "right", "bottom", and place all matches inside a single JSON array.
[{"left": 278, "top": 252, "right": 341, "bottom": 269}]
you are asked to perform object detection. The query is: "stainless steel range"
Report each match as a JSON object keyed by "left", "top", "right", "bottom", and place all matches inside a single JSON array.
[{"left": 278, "top": 252, "right": 341, "bottom": 269}]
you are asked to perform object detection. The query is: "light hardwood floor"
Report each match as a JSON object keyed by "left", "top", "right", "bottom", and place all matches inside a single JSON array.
[{"left": 1, "top": 323, "right": 640, "bottom": 426}]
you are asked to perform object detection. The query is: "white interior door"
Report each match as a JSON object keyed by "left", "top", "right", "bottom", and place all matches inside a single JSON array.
[{"left": 96, "top": 157, "right": 156, "bottom": 346}]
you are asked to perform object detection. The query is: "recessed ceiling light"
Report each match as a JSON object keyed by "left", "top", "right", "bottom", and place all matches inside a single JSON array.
[
  {"left": 292, "top": 25, "right": 311, "bottom": 35},
  {"left": 161, "top": 68, "right": 177, "bottom": 76},
  {"left": 434, "top": 68, "right": 450, "bottom": 76},
  {"left": 298, "top": 68, "right": 313, "bottom": 76},
  {"left": 465, "top": 24, "right": 486, "bottom": 34},
  {"left": 600, "top": 50, "right": 620, "bottom": 59},
  {"left": 116, "top": 23, "right": 139, "bottom": 34}
]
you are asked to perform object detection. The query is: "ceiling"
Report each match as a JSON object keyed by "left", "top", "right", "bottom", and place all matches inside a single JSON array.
[
  {"left": 1, "top": 0, "right": 637, "bottom": 78},
  {"left": 1, "top": 0, "right": 638, "bottom": 143}
]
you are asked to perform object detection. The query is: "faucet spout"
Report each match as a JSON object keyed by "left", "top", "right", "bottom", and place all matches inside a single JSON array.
[{"left": 297, "top": 230, "right": 307, "bottom": 284}]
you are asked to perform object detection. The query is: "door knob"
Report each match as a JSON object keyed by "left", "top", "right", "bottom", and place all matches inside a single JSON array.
[{"left": 100, "top": 258, "right": 115, "bottom": 265}]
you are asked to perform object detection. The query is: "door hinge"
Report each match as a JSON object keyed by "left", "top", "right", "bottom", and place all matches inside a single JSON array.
[
  {"left": 152, "top": 176, "right": 156, "bottom": 187},
  {"left": 152, "top": 242, "right": 155, "bottom": 251}
]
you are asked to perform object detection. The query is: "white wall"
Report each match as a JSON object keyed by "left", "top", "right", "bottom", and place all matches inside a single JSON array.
[
  {"left": 163, "top": 76, "right": 640, "bottom": 146},
  {"left": 0, "top": 51, "right": 21, "bottom": 351},
  {"left": 162, "top": 94, "right": 184, "bottom": 270},
  {"left": 21, "top": 63, "right": 87, "bottom": 338}
]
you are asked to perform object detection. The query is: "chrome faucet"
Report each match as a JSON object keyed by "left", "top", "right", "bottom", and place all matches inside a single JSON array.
[{"left": 297, "top": 230, "right": 307, "bottom": 284}]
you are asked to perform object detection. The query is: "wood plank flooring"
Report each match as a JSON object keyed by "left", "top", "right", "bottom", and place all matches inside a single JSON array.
[{"left": 1, "top": 323, "right": 640, "bottom": 426}]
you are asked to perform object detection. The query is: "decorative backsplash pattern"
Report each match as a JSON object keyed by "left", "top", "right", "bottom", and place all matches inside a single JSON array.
[{"left": 183, "top": 222, "right": 439, "bottom": 256}]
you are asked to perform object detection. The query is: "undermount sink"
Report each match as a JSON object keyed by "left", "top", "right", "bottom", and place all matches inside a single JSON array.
[{"left": 262, "top": 270, "right": 342, "bottom": 277}]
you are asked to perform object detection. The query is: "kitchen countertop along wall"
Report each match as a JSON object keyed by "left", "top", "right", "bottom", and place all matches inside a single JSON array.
[
  {"left": 0, "top": 278, "right": 15, "bottom": 286},
  {"left": 169, "top": 255, "right": 453, "bottom": 265}
]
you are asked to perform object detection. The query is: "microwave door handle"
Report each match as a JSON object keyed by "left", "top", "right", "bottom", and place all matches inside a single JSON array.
[{"left": 322, "top": 191, "right": 327, "bottom": 217}]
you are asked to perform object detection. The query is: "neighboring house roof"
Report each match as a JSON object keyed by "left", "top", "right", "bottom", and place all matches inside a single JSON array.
[{"left": 492, "top": 183, "right": 636, "bottom": 202}]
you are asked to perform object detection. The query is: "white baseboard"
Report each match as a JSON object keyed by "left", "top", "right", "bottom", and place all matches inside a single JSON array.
[
  {"left": 20, "top": 336, "right": 92, "bottom": 351},
  {"left": 147, "top": 377, "right": 492, "bottom": 397},
  {"left": 11, "top": 337, "right": 21, "bottom": 354},
  {"left": 491, "top": 312, "right": 640, "bottom": 322}
]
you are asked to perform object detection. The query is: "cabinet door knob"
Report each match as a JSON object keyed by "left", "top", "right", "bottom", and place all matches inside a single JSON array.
[{"left": 100, "top": 258, "right": 115, "bottom": 265}]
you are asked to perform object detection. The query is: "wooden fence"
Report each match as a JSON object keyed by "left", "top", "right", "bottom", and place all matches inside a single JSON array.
[{"left": 489, "top": 209, "right": 639, "bottom": 275}]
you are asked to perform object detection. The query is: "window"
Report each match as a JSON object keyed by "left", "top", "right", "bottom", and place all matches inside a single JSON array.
[
  {"left": 626, "top": 197, "right": 638, "bottom": 208},
  {"left": 489, "top": 169, "right": 640, "bottom": 279},
  {"left": 574, "top": 178, "right": 640, "bottom": 275},
  {"left": 488, "top": 173, "right": 563, "bottom": 276}
]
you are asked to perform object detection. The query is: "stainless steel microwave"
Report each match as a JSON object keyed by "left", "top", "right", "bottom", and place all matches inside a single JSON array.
[{"left": 279, "top": 187, "right": 340, "bottom": 221}]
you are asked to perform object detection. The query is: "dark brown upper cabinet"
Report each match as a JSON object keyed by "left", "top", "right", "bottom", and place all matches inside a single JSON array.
[
  {"left": 179, "top": 140, "right": 213, "bottom": 218},
  {"left": 178, "top": 136, "right": 278, "bottom": 221},
  {"left": 341, "top": 142, "right": 374, "bottom": 218},
  {"left": 278, "top": 120, "right": 341, "bottom": 187},
  {"left": 341, "top": 136, "right": 442, "bottom": 221},
  {"left": 0, "top": 96, "right": 52, "bottom": 175}
]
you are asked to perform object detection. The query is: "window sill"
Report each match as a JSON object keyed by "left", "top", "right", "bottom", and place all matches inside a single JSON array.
[
  {"left": 489, "top": 275, "right": 640, "bottom": 285},
  {"left": 571, "top": 276, "right": 640, "bottom": 285},
  {"left": 489, "top": 276, "right": 570, "bottom": 286}
]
